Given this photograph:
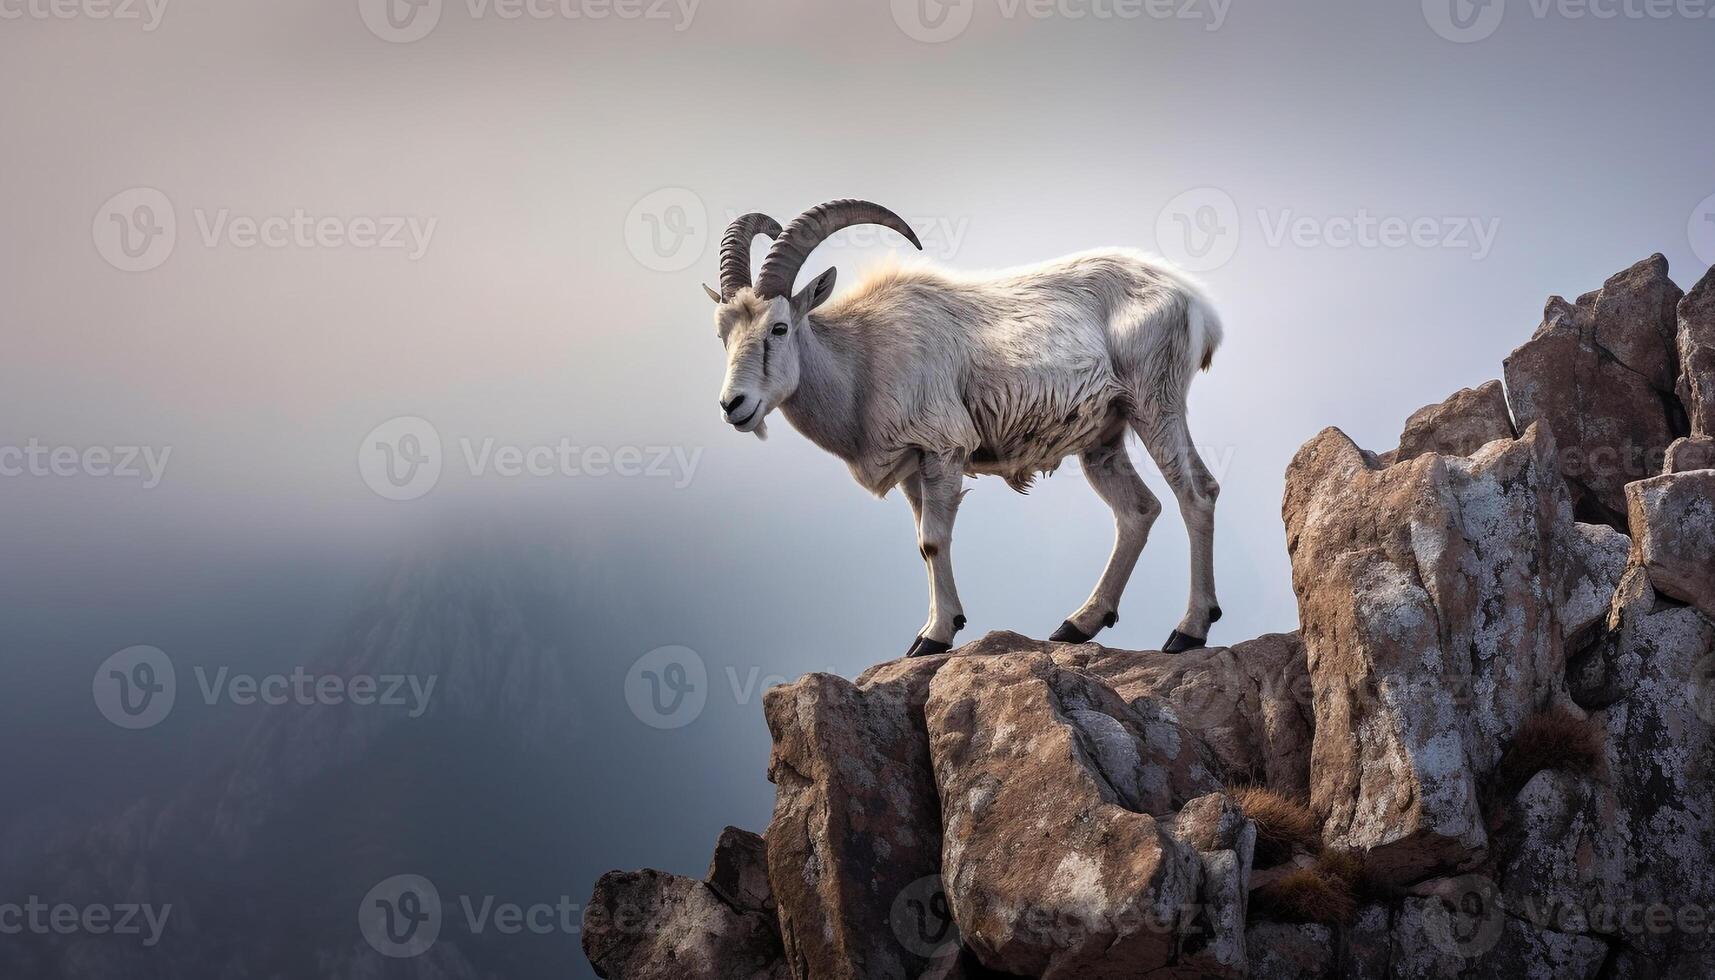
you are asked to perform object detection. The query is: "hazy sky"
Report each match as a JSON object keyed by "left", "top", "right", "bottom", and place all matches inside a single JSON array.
[{"left": 2, "top": 0, "right": 1713, "bottom": 975}]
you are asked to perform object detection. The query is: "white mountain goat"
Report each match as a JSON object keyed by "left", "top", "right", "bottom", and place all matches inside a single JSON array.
[{"left": 703, "top": 200, "right": 1224, "bottom": 657}]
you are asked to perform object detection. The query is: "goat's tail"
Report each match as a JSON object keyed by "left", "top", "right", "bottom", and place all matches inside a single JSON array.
[
  {"left": 1138, "top": 252, "right": 1223, "bottom": 377},
  {"left": 1188, "top": 292, "right": 1224, "bottom": 373}
]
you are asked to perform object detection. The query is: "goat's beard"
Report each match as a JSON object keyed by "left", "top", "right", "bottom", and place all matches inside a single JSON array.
[{"left": 752, "top": 419, "right": 768, "bottom": 441}]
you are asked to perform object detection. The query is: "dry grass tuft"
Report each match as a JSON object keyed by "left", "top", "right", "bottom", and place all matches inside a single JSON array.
[
  {"left": 1493, "top": 709, "right": 1606, "bottom": 797},
  {"left": 1250, "top": 865, "right": 1358, "bottom": 927},
  {"left": 1229, "top": 786, "right": 1321, "bottom": 867}
]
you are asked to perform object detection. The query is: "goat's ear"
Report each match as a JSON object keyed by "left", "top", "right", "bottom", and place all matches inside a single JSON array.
[
  {"left": 702, "top": 283, "right": 722, "bottom": 304},
  {"left": 793, "top": 267, "right": 838, "bottom": 315}
]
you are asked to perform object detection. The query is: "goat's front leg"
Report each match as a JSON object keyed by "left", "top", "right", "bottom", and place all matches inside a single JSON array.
[
  {"left": 1049, "top": 434, "right": 1161, "bottom": 644},
  {"left": 902, "top": 453, "right": 968, "bottom": 659}
]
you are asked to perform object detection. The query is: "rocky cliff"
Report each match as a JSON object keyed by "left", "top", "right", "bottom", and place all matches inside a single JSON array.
[{"left": 585, "top": 257, "right": 1715, "bottom": 979}]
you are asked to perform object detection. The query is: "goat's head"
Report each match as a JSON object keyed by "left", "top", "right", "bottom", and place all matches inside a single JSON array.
[{"left": 703, "top": 200, "right": 921, "bottom": 438}]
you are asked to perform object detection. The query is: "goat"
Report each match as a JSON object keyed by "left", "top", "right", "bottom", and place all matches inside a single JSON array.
[{"left": 703, "top": 200, "right": 1224, "bottom": 657}]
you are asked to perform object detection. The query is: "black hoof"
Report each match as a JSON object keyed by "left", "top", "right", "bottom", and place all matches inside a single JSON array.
[
  {"left": 1050, "top": 611, "right": 1115, "bottom": 645},
  {"left": 954, "top": 615, "right": 967, "bottom": 633},
  {"left": 906, "top": 635, "right": 953, "bottom": 659},
  {"left": 1163, "top": 629, "right": 1207, "bottom": 654},
  {"left": 1049, "top": 621, "right": 1092, "bottom": 644},
  {"left": 1209, "top": 606, "right": 1223, "bottom": 624}
]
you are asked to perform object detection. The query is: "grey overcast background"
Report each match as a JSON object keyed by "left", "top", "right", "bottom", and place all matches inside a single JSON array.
[{"left": 2, "top": 0, "right": 1713, "bottom": 975}]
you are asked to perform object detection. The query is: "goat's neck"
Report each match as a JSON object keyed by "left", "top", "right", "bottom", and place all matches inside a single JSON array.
[{"left": 780, "top": 315, "right": 863, "bottom": 462}]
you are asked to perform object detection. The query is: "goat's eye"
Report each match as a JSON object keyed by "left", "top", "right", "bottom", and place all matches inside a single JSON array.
[{"left": 771, "top": 323, "right": 788, "bottom": 336}]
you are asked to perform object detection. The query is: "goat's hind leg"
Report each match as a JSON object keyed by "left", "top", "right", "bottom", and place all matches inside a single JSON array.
[
  {"left": 1136, "top": 410, "right": 1221, "bottom": 653},
  {"left": 1049, "top": 433, "right": 1161, "bottom": 644},
  {"left": 903, "top": 454, "right": 969, "bottom": 658}
]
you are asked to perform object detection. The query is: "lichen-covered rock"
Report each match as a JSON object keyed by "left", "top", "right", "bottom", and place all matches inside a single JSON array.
[
  {"left": 763, "top": 671, "right": 946, "bottom": 980},
  {"left": 1389, "top": 892, "right": 1608, "bottom": 980},
  {"left": 863, "top": 629, "right": 1315, "bottom": 799},
  {"left": 1680, "top": 266, "right": 1715, "bottom": 438},
  {"left": 1247, "top": 922, "right": 1333, "bottom": 979},
  {"left": 1626, "top": 470, "right": 1715, "bottom": 618},
  {"left": 707, "top": 826, "right": 774, "bottom": 916},
  {"left": 1283, "top": 423, "right": 1597, "bottom": 882},
  {"left": 1665, "top": 435, "right": 1715, "bottom": 473},
  {"left": 1342, "top": 904, "right": 1393, "bottom": 979},
  {"left": 1503, "top": 255, "right": 1686, "bottom": 526},
  {"left": 1169, "top": 792, "right": 1251, "bottom": 854},
  {"left": 582, "top": 868, "right": 789, "bottom": 980},
  {"left": 1559, "top": 521, "right": 1632, "bottom": 639},
  {"left": 1392, "top": 379, "right": 1517, "bottom": 463},
  {"left": 1061, "top": 632, "right": 1314, "bottom": 797},
  {"left": 1167, "top": 793, "right": 1256, "bottom": 978},
  {"left": 924, "top": 653, "right": 1207, "bottom": 977},
  {"left": 1499, "top": 565, "right": 1715, "bottom": 969}
]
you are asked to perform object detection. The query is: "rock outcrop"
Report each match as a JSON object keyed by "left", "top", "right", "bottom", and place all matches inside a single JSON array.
[
  {"left": 587, "top": 259, "right": 1715, "bottom": 978},
  {"left": 1503, "top": 255, "right": 1687, "bottom": 527}
]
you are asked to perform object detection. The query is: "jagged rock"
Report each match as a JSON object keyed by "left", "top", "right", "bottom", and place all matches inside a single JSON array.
[
  {"left": 708, "top": 826, "right": 774, "bottom": 916},
  {"left": 862, "top": 630, "right": 1315, "bottom": 799},
  {"left": 1169, "top": 792, "right": 1251, "bottom": 853},
  {"left": 1343, "top": 904, "right": 1393, "bottom": 979},
  {"left": 1626, "top": 470, "right": 1715, "bottom": 618},
  {"left": 1503, "top": 255, "right": 1686, "bottom": 526},
  {"left": 1680, "top": 267, "right": 1715, "bottom": 438},
  {"left": 1665, "top": 435, "right": 1715, "bottom": 473},
  {"left": 1061, "top": 632, "right": 1314, "bottom": 797},
  {"left": 762, "top": 671, "right": 946, "bottom": 980},
  {"left": 1283, "top": 423, "right": 1603, "bottom": 882},
  {"left": 1559, "top": 521, "right": 1632, "bottom": 639},
  {"left": 1499, "top": 565, "right": 1715, "bottom": 968},
  {"left": 1389, "top": 893, "right": 1609, "bottom": 980},
  {"left": 1392, "top": 379, "right": 1517, "bottom": 463},
  {"left": 1167, "top": 793, "right": 1257, "bottom": 977},
  {"left": 582, "top": 868, "right": 788, "bottom": 980},
  {"left": 923, "top": 653, "right": 1207, "bottom": 977},
  {"left": 1246, "top": 922, "right": 1332, "bottom": 979}
]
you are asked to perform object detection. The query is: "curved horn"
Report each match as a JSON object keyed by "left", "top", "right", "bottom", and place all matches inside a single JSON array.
[
  {"left": 717, "top": 213, "right": 784, "bottom": 301},
  {"left": 754, "top": 199, "right": 923, "bottom": 299}
]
